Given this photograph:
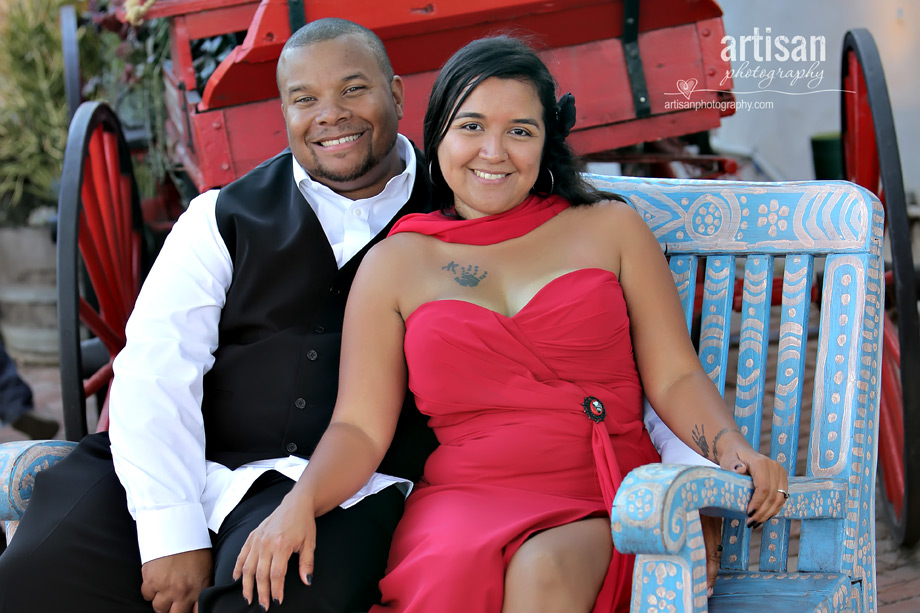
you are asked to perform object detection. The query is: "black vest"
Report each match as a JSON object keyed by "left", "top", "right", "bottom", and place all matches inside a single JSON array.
[{"left": 201, "top": 148, "right": 437, "bottom": 481}]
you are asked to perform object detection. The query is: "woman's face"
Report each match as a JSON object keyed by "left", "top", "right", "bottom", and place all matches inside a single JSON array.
[{"left": 436, "top": 77, "right": 546, "bottom": 219}]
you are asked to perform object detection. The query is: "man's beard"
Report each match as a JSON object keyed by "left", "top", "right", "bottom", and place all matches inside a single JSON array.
[{"left": 309, "top": 137, "right": 396, "bottom": 184}]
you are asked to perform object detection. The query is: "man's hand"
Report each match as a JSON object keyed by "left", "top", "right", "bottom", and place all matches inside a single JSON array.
[
  {"left": 141, "top": 549, "right": 214, "bottom": 613},
  {"left": 700, "top": 513, "right": 722, "bottom": 597}
]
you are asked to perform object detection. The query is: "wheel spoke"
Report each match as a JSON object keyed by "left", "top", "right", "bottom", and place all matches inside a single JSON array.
[
  {"left": 88, "top": 129, "right": 127, "bottom": 311},
  {"left": 83, "top": 359, "right": 114, "bottom": 398},
  {"left": 88, "top": 128, "right": 120, "bottom": 274},
  {"left": 78, "top": 297, "right": 126, "bottom": 355},
  {"left": 879, "top": 316, "right": 905, "bottom": 515},
  {"left": 77, "top": 209, "right": 128, "bottom": 328},
  {"left": 102, "top": 129, "right": 130, "bottom": 299},
  {"left": 119, "top": 174, "right": 136, "bottom": 296}
]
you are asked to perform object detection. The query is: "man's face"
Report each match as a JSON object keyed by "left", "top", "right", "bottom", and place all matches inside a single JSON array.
[{"left": 278, "top": 34, "right": 404, "bottom": 198}]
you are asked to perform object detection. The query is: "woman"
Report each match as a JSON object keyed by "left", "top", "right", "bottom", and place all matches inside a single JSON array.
[{"left": 234, "top": 36, "right": 788, "bottom": 612}]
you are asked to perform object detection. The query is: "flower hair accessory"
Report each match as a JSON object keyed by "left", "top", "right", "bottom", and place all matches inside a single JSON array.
[{"left": 555, "top": 92, "right": 577, "bottom": 138}]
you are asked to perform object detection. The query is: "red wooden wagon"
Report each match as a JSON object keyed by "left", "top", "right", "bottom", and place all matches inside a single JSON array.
[{"left": 56, "top": 0, "right": 918, "bottom": 546}]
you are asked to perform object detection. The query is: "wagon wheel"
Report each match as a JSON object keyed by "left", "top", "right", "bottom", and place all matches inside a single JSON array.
[
  {"left": 841, "top": 28, "right": 920, "bottom": 547},
  {"left": 57, "top": 101, "right": 148, "bottom": 441}
]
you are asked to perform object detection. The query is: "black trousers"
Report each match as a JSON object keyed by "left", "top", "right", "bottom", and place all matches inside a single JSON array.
[
  {"left": 0, "top": 341, "right": 32, "bottom": 424},
  {"left": 0, "top": 432, "right": 404, "bottom": 613}
]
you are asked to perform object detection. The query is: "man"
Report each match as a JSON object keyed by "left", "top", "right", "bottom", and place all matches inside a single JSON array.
[{"left": 0, "top": 18, "right": 436, "bottom": 612}]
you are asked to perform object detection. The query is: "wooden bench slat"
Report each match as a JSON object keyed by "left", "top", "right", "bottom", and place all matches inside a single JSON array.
[
  {"left": 668, "top": 254, "right": 698, "bottom": 334},
  {"left": 699, "top": 255, "right": 736, "bottom": 396},
  {"left": 708, "top": 571, "right": 856, "bottom": 613},
  {"left": 759, "top": 254, "right": 814, "bottom": 572}
]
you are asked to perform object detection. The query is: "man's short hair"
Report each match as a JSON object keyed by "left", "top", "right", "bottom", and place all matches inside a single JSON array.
[{"left": 279, "top": 18, "right": 394, "bottom": 83}]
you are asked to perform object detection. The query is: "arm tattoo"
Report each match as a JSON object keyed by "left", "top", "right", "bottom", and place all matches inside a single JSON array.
[
  {"left": 711, "top": 426, "right": 741, "bottom": 464},
  {"left": 442, "top": 261, "right": 488, "bottom": 287},
  {"left": 691, "top": 424, "right": 711, "bottom": 460}
]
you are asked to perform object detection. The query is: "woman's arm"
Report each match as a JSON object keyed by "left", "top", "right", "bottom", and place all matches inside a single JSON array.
[
  {"left": 233, "top": 241, "right": 411, "bottom": 610},
  {"left": 611, "top": 203, "right": 788, "bottom": 525}
]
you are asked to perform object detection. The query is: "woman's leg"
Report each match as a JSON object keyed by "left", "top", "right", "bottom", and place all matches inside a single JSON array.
[{"left": 502, "top": 517, "right": 612, "bottom": 613}]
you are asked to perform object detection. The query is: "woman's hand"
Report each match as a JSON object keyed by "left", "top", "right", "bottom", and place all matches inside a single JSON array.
[
  {"left": 718, "top": 444, "right": 789, "bottom": 528},
  {"left": 232, "top": 492, "right": 317, "bottom": 611}
]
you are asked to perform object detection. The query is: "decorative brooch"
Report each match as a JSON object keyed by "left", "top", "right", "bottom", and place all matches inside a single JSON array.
[{"left": 583, "top": 396, "right": 606, "bottom": 423}]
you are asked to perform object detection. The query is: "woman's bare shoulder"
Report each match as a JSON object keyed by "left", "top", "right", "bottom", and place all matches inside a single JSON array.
[
  {"left": 563, "top": 197, "right": 648, "bottom": 237},
  {"left": 357, "top": 232, "right": 440, "bottom": 292},
  {"left": 364, "top": 231, "right": 434, "bottom": 266}
]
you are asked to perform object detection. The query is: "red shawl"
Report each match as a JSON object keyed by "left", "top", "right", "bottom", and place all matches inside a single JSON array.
[{"left": 388, "top": 193, "right": 570, "bottom": 243}]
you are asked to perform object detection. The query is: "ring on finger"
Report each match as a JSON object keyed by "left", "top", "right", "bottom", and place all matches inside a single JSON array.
[{"left": 777, "top": 488, "right": 790, "bottom": 500}]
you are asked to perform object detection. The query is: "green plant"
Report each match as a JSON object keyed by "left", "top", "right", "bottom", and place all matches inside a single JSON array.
[
  {"left": 0, "top": 0, "right": 71, "bottom": 226},
  {"left": 79, "top": 15, "right": 174, "bottom": 196},
  {"left": 0, "top": 0, "right": 171, "bottom": 226}
]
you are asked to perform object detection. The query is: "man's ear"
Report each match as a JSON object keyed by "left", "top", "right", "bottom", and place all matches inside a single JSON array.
[{"left": 391, "top": 75, "right": 405, "bottom": 120}]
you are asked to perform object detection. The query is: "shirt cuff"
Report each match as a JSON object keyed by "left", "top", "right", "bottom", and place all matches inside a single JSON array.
[
  {"left": 134, "top": 504, "right": 212, "bottom": 564},
  {"left": 659, "top": 438, "right": 719, "bottom": 468}
]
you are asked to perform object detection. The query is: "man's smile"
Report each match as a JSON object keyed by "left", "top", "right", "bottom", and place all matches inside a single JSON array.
[{"left": 316, "top": 132, "right": 364, "bottom": 149}]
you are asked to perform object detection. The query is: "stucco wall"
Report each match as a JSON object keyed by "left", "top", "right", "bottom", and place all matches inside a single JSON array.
[{"left": 711, "top": 0, "right": 918, "bottom": 200}]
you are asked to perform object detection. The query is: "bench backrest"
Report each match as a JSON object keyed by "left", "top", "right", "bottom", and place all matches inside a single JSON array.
[{"left": 588, "top": 175, "right": 883, "bottom": 611}]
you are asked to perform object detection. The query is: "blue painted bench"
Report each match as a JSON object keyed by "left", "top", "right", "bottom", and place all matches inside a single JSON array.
[
  {"left": 588, "top": 176, "right": 883, "bottom": 613},
  {"left": 1, "top": 439, "right": 77, "bottom": 542},
  {"left": 0, "top": 177, "right": 882, "bottom": 613}
]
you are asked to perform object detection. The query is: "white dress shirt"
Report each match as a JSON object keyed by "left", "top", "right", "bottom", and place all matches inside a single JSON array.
[
  {"left": 109, "top": 136, "right": 418, "bottom": 564},
  {"left": 644, "top": 400, "right": 718, "bottom": 467}
]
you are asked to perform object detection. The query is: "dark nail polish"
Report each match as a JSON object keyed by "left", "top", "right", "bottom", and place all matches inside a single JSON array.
[
  {"left": 259, "top": 605, "right": 267, "bottom": 612},
  {"left": 749, "top": 521, "right": 762, "bottom": 529},
  {"left": 272, "top": 599, "right": 280, "bottom": 606},
  {"left": 306, "top": 573, "right": 313, "bottom": 585},
  {"left": 747, "top": 509, "right": 755, "bottom": 517}
]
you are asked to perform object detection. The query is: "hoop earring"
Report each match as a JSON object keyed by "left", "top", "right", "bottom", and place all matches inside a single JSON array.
[
  {"left": 428, "top": 161, "right": 435, "bottom": 179},
  {"left": 532, "top": 168, "right": 554, "bottom": 194}
]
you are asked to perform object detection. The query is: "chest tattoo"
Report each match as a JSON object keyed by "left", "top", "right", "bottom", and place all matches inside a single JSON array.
[{"left": 442, "top": 261, "right": 488, "bottom": 287}]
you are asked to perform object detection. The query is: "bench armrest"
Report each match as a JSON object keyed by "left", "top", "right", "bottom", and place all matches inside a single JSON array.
[
  {"left": 612, "top": 464, "right": 845, "bottom": 555},
  {"left": 611, "top": 464, "right": 848, "bottom": 613},
  {"left": 0, "top": 440, "right": 78, "bottom": 521}
]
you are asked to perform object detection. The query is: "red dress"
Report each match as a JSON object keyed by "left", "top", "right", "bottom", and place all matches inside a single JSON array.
[{"left": 372, "top": 196, "right": 660, "bottom": 612}]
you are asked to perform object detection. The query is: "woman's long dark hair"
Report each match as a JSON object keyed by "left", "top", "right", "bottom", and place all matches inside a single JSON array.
[{"left": 423, "top": 35, "right": 610, "bottom": 215}]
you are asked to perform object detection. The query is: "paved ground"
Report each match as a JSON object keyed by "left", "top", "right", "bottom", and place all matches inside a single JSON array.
[{"left": 4, "top": 361, "right": 920, "bottom": 611}]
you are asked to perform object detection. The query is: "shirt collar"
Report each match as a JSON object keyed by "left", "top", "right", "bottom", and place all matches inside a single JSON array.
[{"left": 292, "top": 134, "right": 416, "bottom": 207}]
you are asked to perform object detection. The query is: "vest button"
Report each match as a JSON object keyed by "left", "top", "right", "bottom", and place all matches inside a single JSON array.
[
  {"left": 313, "top": 325, "right": 325, "bottom": 334},
  {"left": 286, "top": 442, "right": 298, "bottom": 454},
  {"left": 294, "top": 397, "right": 306, "bottom": 409},
  {"left": 330, "top": 286, "right": 342, "bottom": 296},
  {"left": 306, "top": 349, "right": 318, "bottom": 361}
]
